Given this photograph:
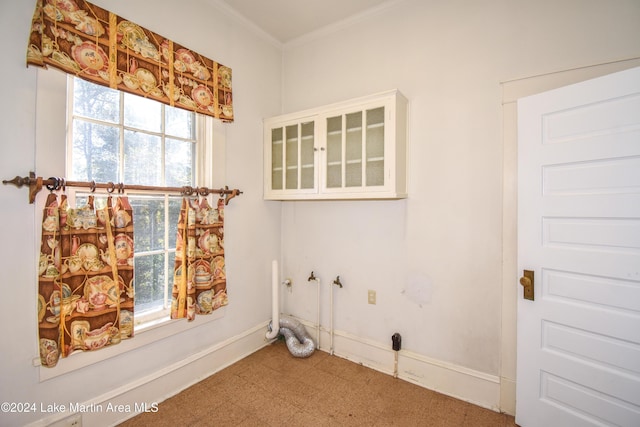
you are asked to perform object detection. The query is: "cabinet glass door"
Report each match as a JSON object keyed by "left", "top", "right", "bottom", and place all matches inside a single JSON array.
[
  {"left": 325, "top": 106, "right": 385, "bottom": 190},
  {"left": 270, "top": 121, "right": 315, "bottom": 191}
]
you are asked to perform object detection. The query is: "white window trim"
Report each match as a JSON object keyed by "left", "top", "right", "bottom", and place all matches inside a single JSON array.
[{"left": 35, "top": 70, "right": 227, "bottom": 381}]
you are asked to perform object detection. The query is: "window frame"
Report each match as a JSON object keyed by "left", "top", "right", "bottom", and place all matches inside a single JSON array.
[
  {"left": 66, "top": 76, "right": 208, "bottom": 328},
  {"left": 34, "top": 71, "right": 226, "bottom": 381}
]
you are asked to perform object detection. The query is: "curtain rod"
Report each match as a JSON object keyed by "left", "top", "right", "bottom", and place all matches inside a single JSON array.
[{"left": 2, "top": 172, "right": 243, "bottom": 205}]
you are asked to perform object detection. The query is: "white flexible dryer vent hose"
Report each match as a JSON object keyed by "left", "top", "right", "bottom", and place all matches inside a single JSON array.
[{"left": 271, "top": 316, "right": 316, "bottom": 358}]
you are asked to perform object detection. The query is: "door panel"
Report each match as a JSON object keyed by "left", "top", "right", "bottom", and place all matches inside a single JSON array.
[{"left": 516, "top": 66, "right": 640, "bottom": 426}]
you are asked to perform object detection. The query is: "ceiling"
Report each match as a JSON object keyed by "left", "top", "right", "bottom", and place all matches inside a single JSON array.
[{"left": 216, "top": 0, "right": 396, "bottom": 44}]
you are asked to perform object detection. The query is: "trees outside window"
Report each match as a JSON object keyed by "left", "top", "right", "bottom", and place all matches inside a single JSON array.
[{"left": 69, "top": 77, "right": 200, "bottom": 323}]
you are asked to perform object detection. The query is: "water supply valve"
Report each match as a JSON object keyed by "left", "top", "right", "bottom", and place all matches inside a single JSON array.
[
  {"left": 391, "top": 332, "right": 402, "bottom": 378},
  {"left": 392, "top": 333, "right": 401, "bottom": 351}
]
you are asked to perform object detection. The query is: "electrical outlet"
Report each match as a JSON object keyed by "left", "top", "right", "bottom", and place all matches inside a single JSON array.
[{"left": 368, "top": 290, "right": 376, "bottom": 305}]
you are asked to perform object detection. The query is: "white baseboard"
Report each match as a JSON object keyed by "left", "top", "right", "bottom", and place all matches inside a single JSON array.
[
  {"left": 30, "top": 318, "right": 506, "bottom": 426},
  {"left": 295, "top": 317, "right": 502, "bottom": 412},
  {"left": 397, "top": 350, "right": 500, "bottom": 411},
  {"left": 29, "top": 322, "right": 270, "bottom": 427}
]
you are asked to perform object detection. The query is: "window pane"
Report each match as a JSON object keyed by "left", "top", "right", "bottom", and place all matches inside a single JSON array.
[
  {"left": 166, "top": 105, "right": 195, "bottom": 139},
  {"left": 165, "top": 138, "right": 194, "bottom": 187},
  {"left": 124, "top": 130, "right": 161, "bottom": 185},
  {"left": 131, "top": 197, "right": 165, "bottom": 252},
  {"left": 168, "top": 252, "right": 176, "bottom": 274},
  {"left": 134, "top": 253, "right": 166, "bottom": 312},
  {"left": 73, "top": 78, "right": 120, "bottom": 123},
  {"left": 168, "top": 197, "right": 182, "bottom": 248},
  {"left": 71, "top": 120, "right": 119, "bottom": 182},
  {"left": 166, "top": 250, "right": 175, "bottom": 301},
  {"left": 75, "top": 194, "right": 106, "bottom": 210},
  {"left": 124, "top": 93, "right": 161, "bottom": 132}
]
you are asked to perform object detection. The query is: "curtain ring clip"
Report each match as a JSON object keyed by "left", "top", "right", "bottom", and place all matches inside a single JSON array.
[
  {"left": 46, "top": 177, "right": 59, "bottom": 192},
  {"left": 106, "top": 182, "right": 116, "bottom": 193},
  {"left": 60, "top": 178, "right": 66, "bottom": 192},
  {"left": 118, "top": 183, "right": 125, "bottom": 194},
  {"left": 89, "top": 180, "right": 96, "bottom": 193}
]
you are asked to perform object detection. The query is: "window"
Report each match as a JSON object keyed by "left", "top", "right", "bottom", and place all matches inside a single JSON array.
[{"left": 67, "top": 76, "right": 209, "bottom": 326}]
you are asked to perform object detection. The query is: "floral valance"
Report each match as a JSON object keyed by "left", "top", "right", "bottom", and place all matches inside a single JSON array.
[{"left": 26, "top": 0, "right": 233, "bottom": 122}]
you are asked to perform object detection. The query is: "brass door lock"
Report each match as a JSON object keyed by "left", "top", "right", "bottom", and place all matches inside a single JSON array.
[{"left": 520, "top": 270, "right": 534, "bottom": 301}]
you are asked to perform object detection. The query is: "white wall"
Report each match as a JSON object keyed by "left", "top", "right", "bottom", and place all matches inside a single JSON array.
[
  {"left": 3, "top": 1, "right": 640, "bottom": 424},
  {"left": 0, "top": 1, "right": 282, "bottom": 426},
  {"left": 278, "top": 0, "right": 640, "bottom": 412}
]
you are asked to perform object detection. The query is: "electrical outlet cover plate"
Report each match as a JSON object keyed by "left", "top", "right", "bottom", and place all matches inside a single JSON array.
[{"left": 368, "top": 290, "right": 376, "bottom": 304}]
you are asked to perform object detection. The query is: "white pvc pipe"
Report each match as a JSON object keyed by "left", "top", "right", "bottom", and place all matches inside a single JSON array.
[
  {"left": 330, "top": 277, "right": 334, "bottom": 355},
  {"left": 265, "top": 260, "right": 280, "bottom": 340},
  {"left": 394, "top": 352, "right": 399, "bottom": 378},
  {"left": 316, "top": 277, "right": 321, "bottom": 349}
]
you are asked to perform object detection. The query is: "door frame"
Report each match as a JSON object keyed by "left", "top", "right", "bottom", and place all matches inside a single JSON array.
[{"left": 498, "top": 57, "right": 640, "bottom": 415}]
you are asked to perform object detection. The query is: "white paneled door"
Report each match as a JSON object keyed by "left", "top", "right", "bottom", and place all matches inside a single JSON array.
[{"left": 516, "top": 67, "right": 640, "bottom": 426}]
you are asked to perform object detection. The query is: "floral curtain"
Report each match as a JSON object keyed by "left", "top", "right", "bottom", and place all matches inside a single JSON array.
[
  {"left": 172, "top": 197, "right": 228, "bottom": 321},
  {"left": 26, "top": 0, "right": 233, "bottom": 121},
  {"left": 38, "top": 193, "right": 135, "bottom": 368}
]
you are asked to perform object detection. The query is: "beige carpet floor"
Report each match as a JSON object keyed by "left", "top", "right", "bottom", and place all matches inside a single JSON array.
[{"left": 119, "top": 340, "right": 517, "bottom": 426}]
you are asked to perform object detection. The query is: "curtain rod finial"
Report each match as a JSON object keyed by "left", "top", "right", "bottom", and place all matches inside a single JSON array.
[
  {"left": 2, "top": 173, "right": 32, "bottom": 188},
  {"left": 2, "top": 172, "right": 42, "bottom": 204}
]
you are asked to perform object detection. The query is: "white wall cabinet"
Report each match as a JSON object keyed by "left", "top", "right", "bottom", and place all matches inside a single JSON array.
[{"left": 264, "top": 90, "right": 408, "bottom": 200}]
